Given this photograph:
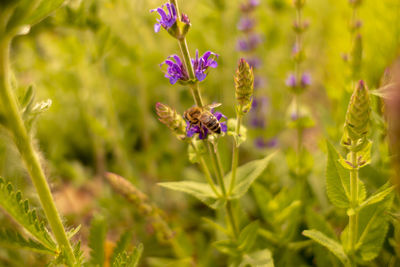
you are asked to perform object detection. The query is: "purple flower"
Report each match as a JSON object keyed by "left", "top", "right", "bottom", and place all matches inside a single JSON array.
[
  {"left": 237, "top": 17, "right": 256, "bottom": 32},
  {"left": 246, "top": 57, "right": 262, "bottom": 69},
  {"left": 160, "top": 55, "right": 189, "bottom": 84},
  {"left": 192, "top": 50, "right": 219, "bottom": 82},
  {"left": 285, "top": 73, "right": 297, "bottom": 88},
  {"left": 254, "top": 137, "right": 278, "bottom": 149},
  {"left": 150, "top": 3, "right": 177, "bottom": 33},
  {"left": 240, "top": 0, "right": 260, "bottom": 12},
  {"left": 301, "top": 73, "right": 312, "bottom": 87},
  {"left": 186, "top": 109, "right": 227, "bottom": 139},
  {"left": 237, "top": 34, "right": 262, "bottom": 52}
]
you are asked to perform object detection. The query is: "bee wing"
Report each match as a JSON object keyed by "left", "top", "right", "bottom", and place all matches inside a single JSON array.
[{"left": 205, "top": 103, "right": 221, "bottom": 110}]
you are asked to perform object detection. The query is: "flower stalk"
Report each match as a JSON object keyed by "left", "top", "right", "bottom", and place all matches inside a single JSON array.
[{"left": 0, "top": 36, "right": 75, "bottom": 262}]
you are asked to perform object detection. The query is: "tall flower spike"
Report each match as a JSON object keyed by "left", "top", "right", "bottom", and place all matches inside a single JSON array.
[
  {"left": 235, "top": 58, "right": 254, "bottom": 113},
  {"left": 343, "top": 80, "right": 371, "bottom": 145},
  {"left": 156, "top": 103, "right": 187, "bottom": 140}
]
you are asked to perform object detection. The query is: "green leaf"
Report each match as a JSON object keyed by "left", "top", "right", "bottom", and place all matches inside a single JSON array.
[
  {"left": 202, "top": 217, "right": 230, "bottom": 235},
  {"left": 238, "top": 221, "right": 259, "bottom": 252},
  {"left": 158, "top": 181, "right": 223, "bottom": 209},
  {"left": 305, "top": 208, "right": 337, "bottom": 240},
  {"left": 239, "top": 249, "right": 274, "bottom": 267},
  {"left": 111, "top": 232, "right": 132, "bottom": 267},
  {"left": 0, "top": 228, "right": 56, "bottom": 254},
  {"left": 303, "top": 229, "right": 350, "bottom": 266},
  {"left": 89, "top": 217, "right": 107, "bottom": 267},
  {"left": 113, "top": 243, "right": 143, "bottom": 267},
  {"left": 0, "top": 178, "right": 56, "bottom": 252},
  {"left": 226, "top": 152, "right": 276, "bottom": 199},
  {"left": 359, "top": 181, "right": 395, "bottom": 209},
  {"left": 25, "top": 0, "right": 66, "bottom": 26},
  {"left": 355, "top": 193, "right": 393, "bottom": 261},
  {"left": 213, "top": 239, "right": 238, "bottom": 256},
  {"left": 326, "top": 142, "right": 350, "bottom": 208}
]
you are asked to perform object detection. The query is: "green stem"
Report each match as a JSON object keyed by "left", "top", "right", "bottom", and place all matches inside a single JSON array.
[
  {"left": 0, "top": 36, "right": 75, "bottom": 263},
  {"left": 229, "top": 114, "right": 242, "bottom": 194},
  {"left": 191, "top": 142, "right": 220, "bottom": 197},
  {"left": 170, "top": 0, "right": 238, "bottom": 240},
  {"left": 349, "top": 149, "right": 359, "bottom": 256}
]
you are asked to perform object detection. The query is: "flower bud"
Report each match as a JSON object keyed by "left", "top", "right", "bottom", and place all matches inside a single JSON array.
[
  {"left": 235, "top": 58, "right": 254, "bottom": 114},
  {"left": 155, "top": 103, "right": 186, "bottom": 140},
  {"left": 343, "top": 80, "right": 370, "bottom": 143}
]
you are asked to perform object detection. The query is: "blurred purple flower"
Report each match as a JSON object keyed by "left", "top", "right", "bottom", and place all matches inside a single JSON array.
[
  {"left": 192, "top": 50, "right": 219, "bottom": 81},
  {"left": 160, "top": 55, "right": 189, "bottom": 84},
  {"left": 246, "top": 57, "right": 262, "bottom": 69},
  {"left": 250, "top": 117, "right": 266, "bottom": 128},
  {"left": 254, "top": 137, "right": 278, "bottom": 149},
  {"left": 301, "top": 73, "right": 312, "bottom": 87},
  {"left": 285, "top": 73, "right": 297, "bottom": 88},
  {"left": 238, "top": 17, "right": 256, "bottom": 32},
  {"left": 254, "top": 76, "right": 266, "bottom": 89},
  {"left": 237, "top": 34, "right": 263, "bottom": 52},
  {"left": 186, "top": 110, "right": 227, "bottom": 139},
  {"left": 150, "top": 3, "right": 177, "bottom": 33},
  {"left": 240, "top": 0, "right": 260, "bottom": 12}
]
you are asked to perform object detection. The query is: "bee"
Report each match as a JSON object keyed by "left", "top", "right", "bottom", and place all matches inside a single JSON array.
[{"left": 184, "top": 103, "right": 222, "bottom": 135}]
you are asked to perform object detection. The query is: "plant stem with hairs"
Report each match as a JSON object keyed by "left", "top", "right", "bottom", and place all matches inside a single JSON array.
[{"left": 0, "top": 34, "right": 75, "bottom": 263}]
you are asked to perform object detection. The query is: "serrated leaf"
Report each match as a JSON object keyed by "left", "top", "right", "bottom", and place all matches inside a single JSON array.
[
  {"left": 158, "top": 181, "right": 223, "bottom": 209},
  {"left": 355, "top": 193, "right": 393, "bottom": 261},
  {"left": 0, "top": 228, "right": 55, "bottom": 254},
  {"left": 113, "top": 243, "right": 143, "bottom": 267},
  {"left": 226, "top": 152, "right": 276, "bottom": 199},
  {"left": 239, "top": 249, "right": 274, "bottom": 267},
  {"left": 326, "top": 142, "right": 350, "bottom": 208},
  {"left": 89, "top": 217, "right": 107, "bottom": 267},
  {"left": 238, "top": 221, "right": 259, "bottom": 252},
  {"left": 111, "top": 232, "right": 132, "bottom": 267},
  {"left": 303, "top": 230, "right": 350, "bottom": 266},
  {"left": 0, "top": 178, "right": 56, "bottom": 252},
  {"left": 359, "top": 182, "right": 394, "bottom": 209}
]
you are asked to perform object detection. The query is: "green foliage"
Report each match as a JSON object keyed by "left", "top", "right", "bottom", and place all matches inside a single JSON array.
[
  {"left": 158, "top": 181, "right": 223, "bottom": 209},
  {"left": 0, "top": 177, "right": 56, "bottom": 252},
  {"left": 225, "top": 152, "right": 276, "bottom": 199},
  {"left": 238, "top": 221, "right": 259, "bottom": 252},
  {"left": 89, "top": 217, "right": 107, "bottom": 267},
  {"left": 354, "top": 193, "right": 393, "bottom": 261},
  {"left": 302, "top": 230, "right": 350, "bottom": 266},
  {"left": 326, "top": 142, "right": 366, "bottom": 208},
  {"left": 239, "top": 249, "right": 274, "bottom": 267},
  {"left": 0, "top": 228, "right": 56, "bottom": 254},
  {"left": 112, "top": 243, "right": 143, "bottom": 267}
]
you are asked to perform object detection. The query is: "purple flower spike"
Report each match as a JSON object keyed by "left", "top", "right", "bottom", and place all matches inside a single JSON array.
[
  {"left": 240, "top": 0, "right": 260, "bottom": 12},
  {"left": 150, "top": 3, "right": 177, "bottom": 33},
  {"left": 160, "top": 55, "right": 189, "bottom": 84},
  {"left": 238, "top": 17, "right": 256, "bottom": 32},
  {"left": 192, "top": 50, "right": 219, "bottom": 82},
  {"left": 301, "top": 73, "right": 312, "bottom": 88},
  {"left": 185, "top": 109, "right": 227, "bottom": 139},
  {"left": 285, "top": 73, "right": 297, "bottom": 88},
  {"left": 236, "top": 34, "right": 262, "bottom": 52}
]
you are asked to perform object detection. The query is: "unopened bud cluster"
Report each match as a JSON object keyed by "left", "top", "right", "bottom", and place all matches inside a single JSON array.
[
  {"left": 235, "top": 58, "right": 254, "bottom": 114},
  {"left": 155, "top": 102, "right": 186, "bottom": 140},
  {"left": 342, "top": 80, "right": 370, "bottom": 149}
]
